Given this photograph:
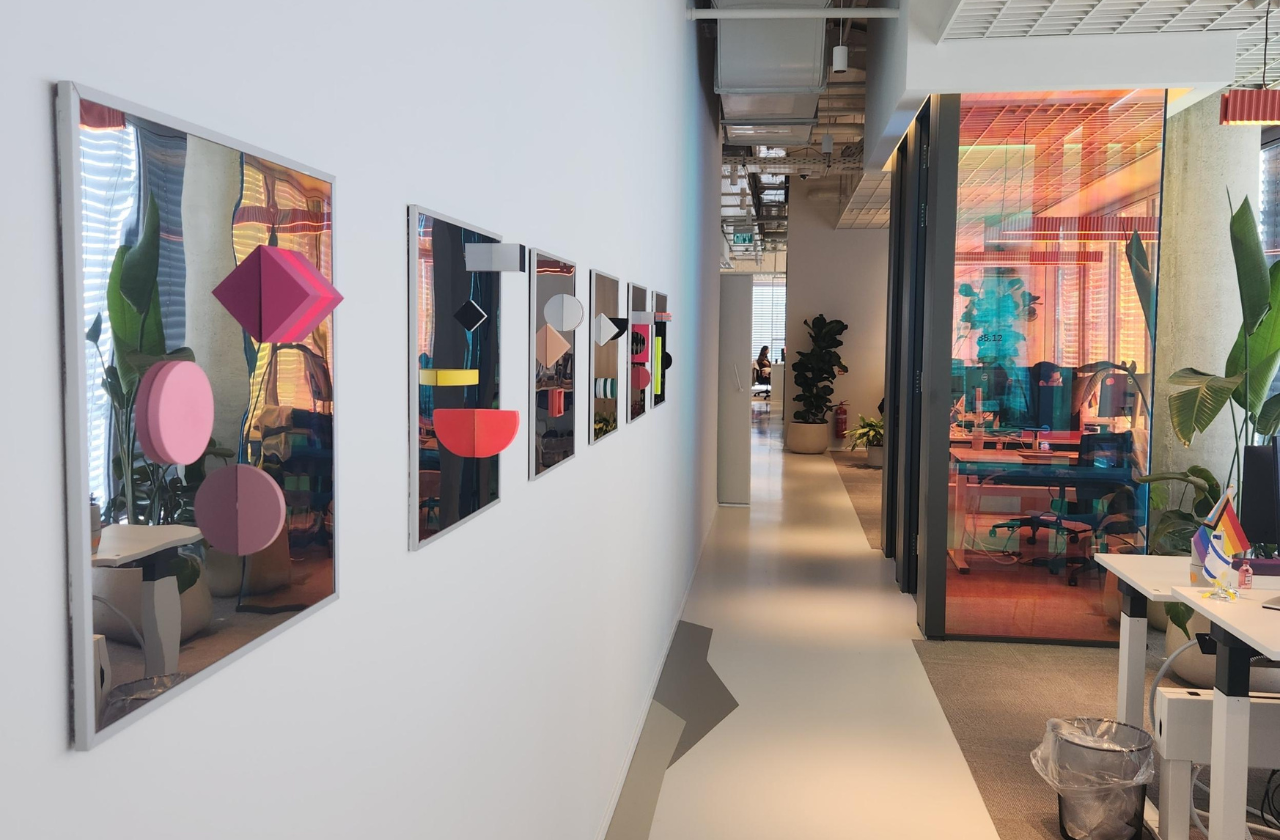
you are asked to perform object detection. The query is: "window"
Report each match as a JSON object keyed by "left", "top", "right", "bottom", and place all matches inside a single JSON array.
[{"left": 751, "top": 275, "right": 786, "bottom": 363}]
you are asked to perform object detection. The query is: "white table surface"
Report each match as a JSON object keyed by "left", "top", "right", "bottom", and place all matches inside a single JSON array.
[
  {"left": 1095, "top": 553, "right": 1194, "bottom": 602},
  {"left": 92, "top": 524, "right": 202, "bottom": 568},
  {"left": 1173, "top": 586, "right": 1280, "bottom": 661}
]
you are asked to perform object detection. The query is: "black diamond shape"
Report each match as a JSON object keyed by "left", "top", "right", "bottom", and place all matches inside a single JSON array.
[
  {"left": 609, "top": 317, "right": 628, "bottom": 342},
  {"left": 453, "top": 299, "right": 488, "bottom": 332}
]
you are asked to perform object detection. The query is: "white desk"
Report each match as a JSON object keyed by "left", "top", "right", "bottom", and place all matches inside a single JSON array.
[
  {"left": 1173, "top": 586, "right": 1280, "bottom": 840},
  {"left": 93, "top": 524, "right": 202, "bottom": 567},
  {"left": 92, "top": 524, "right": 202, "bottom": 678},
  {"left": 1096, "top": 553, "right": 1194, "bottom": 840}
]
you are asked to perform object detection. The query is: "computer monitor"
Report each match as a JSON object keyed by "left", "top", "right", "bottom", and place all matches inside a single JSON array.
[
  {"left": 1242, "top": 439, "right": 1280, "bottom": 545},
  {"left": 1096, "top": 373, "right": 1138, "bottom": 418}
]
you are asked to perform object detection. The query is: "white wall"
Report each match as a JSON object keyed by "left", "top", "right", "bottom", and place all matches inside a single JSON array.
[
  {"left": 783, "top": 185, "right": 890, "bottom": 447},
  {"left": 0, "top": 3, "right": 721, "bottom": 839}
]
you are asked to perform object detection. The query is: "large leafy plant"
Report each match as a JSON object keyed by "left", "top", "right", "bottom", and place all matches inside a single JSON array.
[
  {"left": 845, "top": 414, "right": 885, "bottom": 449},
  {"left": 1137, "top": 197, "right": 1280, "bottom": 494},
  {"left": 956, "top": 269, "right": 1041, "bottom": 366},
  {"left": 85, "top": 192, "right": 230, "bottom": 525},
  {"left": 792, "top": 314, "right": 848, "bottom": 424}
]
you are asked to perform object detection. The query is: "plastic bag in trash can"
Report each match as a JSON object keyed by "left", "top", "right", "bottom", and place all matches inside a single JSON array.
[{"left": 1031, "top": 718, "right": 1154, "bottom": 840}]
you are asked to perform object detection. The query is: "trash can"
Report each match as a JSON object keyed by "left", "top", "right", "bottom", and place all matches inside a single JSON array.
[{"left": 1031, "top": 718, "right": 1154, "bottom": 840}]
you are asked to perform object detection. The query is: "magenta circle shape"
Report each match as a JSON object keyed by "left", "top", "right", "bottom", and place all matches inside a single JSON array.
[{"left": 195, "top": 464, "right": 286, "bottom": 556}]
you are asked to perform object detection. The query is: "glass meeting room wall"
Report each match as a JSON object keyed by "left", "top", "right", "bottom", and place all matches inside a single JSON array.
[{"left": 943, "top": 90, "right": 1166, "bottom": 642}]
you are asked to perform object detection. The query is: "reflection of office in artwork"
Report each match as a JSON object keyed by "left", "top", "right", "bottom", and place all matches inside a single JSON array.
[
  {"left": 409, "top": 208, "right": 506, "bottom": 548},
  {"left": 530, "top": 252, "right": 579, "bottom": 476},
  {"left": 60, "top": 84, "right": 339, "bottom": 744},
  {"left": 591, "top": 271, "right": 623, "bottom": 442}
]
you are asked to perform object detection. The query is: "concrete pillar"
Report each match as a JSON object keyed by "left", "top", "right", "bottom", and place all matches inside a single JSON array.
[{"left": 1151, "top": 94, "right": 1260, "bottom": 485}]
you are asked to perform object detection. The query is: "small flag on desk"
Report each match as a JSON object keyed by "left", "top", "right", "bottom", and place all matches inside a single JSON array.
[
  {"left": 1194, "top": 526, "right": 1234, "bottom": 585},
  {"left": 1206, "top": 491, "right": 1252, "bottom": 558}
]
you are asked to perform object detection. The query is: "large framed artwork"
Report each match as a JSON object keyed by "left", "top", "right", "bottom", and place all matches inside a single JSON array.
[
  {"left": 590, "top": 271, "right": 623, "bottom": 443},
  {"left": 652, "top": 291, "right": 671, "bottom": 409},
  {"left": 56, "top": 83, "right": 340, "bottom": 747},
  {"left": 408, "top": 207, "right": 517, "bottom": 550},
  {"left": 628, "top": 283, "right": 650, "bottom": 423},
  {"left": 529, "top": 252, "right": 580, "bottom": 477}
]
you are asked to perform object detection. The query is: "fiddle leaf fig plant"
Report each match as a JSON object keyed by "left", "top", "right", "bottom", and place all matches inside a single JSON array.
[{"left": 792, "top": 314, "right": 848, "bottom": 424}]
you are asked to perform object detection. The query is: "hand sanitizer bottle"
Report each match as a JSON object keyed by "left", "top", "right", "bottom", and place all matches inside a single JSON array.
[{"left": 1240, "top": 558, "right": 1254, "bottom": 591}]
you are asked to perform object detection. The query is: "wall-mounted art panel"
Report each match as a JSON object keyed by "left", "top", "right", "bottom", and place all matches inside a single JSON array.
[
  {"left": 56, "top": 83, "right": 338, "bottom": 748},
  {"left": 652, "top": 291, "right": 671, "bottom": 409},
  {"left": 590, "top": 271, "right": 623, "bottom": 443},
  {"left": 529, "top": 252, "right": 578, "bottom": 477},
  {"left": 409, "top": 207, "right": 514, "bottom": 550},
  {"left": 628, "top": 283, "right": 650, "bottom": 423}
]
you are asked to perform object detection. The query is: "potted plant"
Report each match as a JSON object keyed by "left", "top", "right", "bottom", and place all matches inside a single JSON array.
[
  {"left": 789, "top": 314, "right": 848, "bottom": 454},
  {"left": 846, "top": 414, "right": 885, "bottom": 467}
]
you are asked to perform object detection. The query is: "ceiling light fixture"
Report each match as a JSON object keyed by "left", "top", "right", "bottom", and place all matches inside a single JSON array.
[
  {"left": 833, "top": 45, "right": 848, "bottom": 74},
  {"left": 730, "top": 166, "right": 739, "bottom": 187},
  {"left": 822, "top": 133, "right": 834, "bottom": 155},
  {"left": 1222, "top": 0, "right": 1280, "bottom": 124}
]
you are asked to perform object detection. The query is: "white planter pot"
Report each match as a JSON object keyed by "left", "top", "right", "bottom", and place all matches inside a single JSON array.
[
  {"left": 788, "top": 421, "right": 830, "bottom": 454},
  {"left": 93, "top": 565, "right": 213, "bottom": 645},
  {"left": 866, "top": 445, "right": 884, "bottom": 467}
]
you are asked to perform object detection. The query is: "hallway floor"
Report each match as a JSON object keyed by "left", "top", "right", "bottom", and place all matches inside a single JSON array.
[{"left": 625, "top": 409, "right": 999, "bottom": 840}]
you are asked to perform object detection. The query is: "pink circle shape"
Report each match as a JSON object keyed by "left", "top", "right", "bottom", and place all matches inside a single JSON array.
[
  {"left": 195, "top": 464, "right": 286, "bottom": 556},
  {"left": 631, "top": 366, "right": 652, "bottom": 390},
  {"left": 137, "top": 361, "right": 215, "bottom": 466}
]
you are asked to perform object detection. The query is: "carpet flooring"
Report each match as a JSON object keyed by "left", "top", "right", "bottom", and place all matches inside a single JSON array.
[
  {"left": 829, "top": 449, "right": 882, "bottom": 549},
  {"left": 914, "top": 634, "right": 1280, "bottom": 840}
]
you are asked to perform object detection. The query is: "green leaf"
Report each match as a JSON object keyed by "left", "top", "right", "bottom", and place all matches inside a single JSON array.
[
  {"left": 1165, "top": 602, "right": 1196, "bottom": 640},
  {"left": 1230, "top": 196, "right": 1273, "bottom": 337},
  {"left": 120, "top": 192, "right": 161, "bottom": 316},
  {"left": 1227, "top": 258, "right": 1280, "bottom": 384},
  {"left": 1242, "top": 347, "right": 1280, "bottom": 415},
  {"left": 106, "top": 240, "right": 166, "bottom": 392},
  {"left": 1124, "top": 230, "right": 1156, "bottom": 338},
  {"left": 1166, "top": 368, "right": 1245, "bottom": 447},
  {"left": 172, "top": 554, "right": 201, "bottom": 595},
  {"left": 118, "top": 346, "right": 196, "bottom": 381},
  {"left": 85, "top": 312, "right": 102, "bottom": 345},
  {"left": 1259, "top": 393, "right": 1280, "bottom": 437},
  {"left": 1136, "top": 471, "right": 1211, "bottom": 494}
]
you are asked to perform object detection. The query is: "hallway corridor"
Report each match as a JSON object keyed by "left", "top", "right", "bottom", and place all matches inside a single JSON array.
[{"left": 617, "top": 410, "right": 999, "bottom": 839}]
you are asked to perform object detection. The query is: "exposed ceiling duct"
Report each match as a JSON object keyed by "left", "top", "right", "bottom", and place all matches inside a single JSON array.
[{"left": 709, "top": 1, "right": 886, "bottom": 261}]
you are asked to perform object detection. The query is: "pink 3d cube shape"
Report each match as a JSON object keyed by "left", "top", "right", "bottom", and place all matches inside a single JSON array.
[{"left": 212, "top": 245, "right": 343, "bottom": 343}]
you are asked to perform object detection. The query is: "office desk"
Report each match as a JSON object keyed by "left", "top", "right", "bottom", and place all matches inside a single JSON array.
[
  {"left": 1096, "top": 553, "right": 1193, "bottom": 840},
  {"left": 94, "top": 524, "right": 201, "bottom": 678},
  {"left": 1172, "top": 586, "right": 1280, "bottom": 840}
]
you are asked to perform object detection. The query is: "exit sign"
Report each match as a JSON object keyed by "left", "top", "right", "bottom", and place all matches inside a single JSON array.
[{"left": 732, "top": 233, "right": 753, "bottom": 245}]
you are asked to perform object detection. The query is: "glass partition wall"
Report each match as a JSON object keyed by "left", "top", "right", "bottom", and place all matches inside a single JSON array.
[{"left": 942, "top": 90, "right": 1166, "bottom": 642}]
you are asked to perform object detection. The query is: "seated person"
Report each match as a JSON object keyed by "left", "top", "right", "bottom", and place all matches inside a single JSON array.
[{"left": 755, "top": 346, "right": 772, "bottom": 385}]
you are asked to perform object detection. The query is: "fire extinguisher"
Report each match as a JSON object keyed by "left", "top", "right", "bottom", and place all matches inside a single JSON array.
[{"left": 834, "top": 400, "right": 848, "bottom": 439}]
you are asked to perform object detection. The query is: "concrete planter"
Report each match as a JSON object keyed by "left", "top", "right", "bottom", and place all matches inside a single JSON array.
[
  {"left": 866, "top": 445, "right": 884, "bottom": 467},
  {"left": 788, "top": 421, "right": 830, "bottom": 454}
]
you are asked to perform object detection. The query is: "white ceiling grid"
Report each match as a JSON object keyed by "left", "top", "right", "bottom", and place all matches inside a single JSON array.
[{"left": 940, "top": 0, "right": 1280, "bottom": 88}]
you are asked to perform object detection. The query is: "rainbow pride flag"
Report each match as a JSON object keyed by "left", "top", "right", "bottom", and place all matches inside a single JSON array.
[{"left": 1207, "top": 493, "right": 1252, "bottom": 558}]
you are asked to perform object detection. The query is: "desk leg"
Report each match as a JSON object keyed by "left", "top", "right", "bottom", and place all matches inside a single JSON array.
[
  {"left": 141, "top": 559, "right": 181, "bottom": 678},
  {"left": 1116, "top": 581, "right": 1147, "bottom": 728},
  {"left": 950, "top": 467, "right": 971, "bottom": 574},
  {"left": 1157, "top": 755, "right": 1191, "bottom": 840},
  {"left": 1207, "top": 626, "right": 1252, "bottom": 840}
]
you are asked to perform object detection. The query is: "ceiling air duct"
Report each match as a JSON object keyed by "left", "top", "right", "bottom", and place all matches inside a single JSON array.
[{"left": 715, "top": 0, "right": 830, "bottom": 147}]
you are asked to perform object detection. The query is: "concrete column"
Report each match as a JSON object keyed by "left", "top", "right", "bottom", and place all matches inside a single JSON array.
[{"left": 1151, "top": 94, "right": 1260, "bottom": 484}]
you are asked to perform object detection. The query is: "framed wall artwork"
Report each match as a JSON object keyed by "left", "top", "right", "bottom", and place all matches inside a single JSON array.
[
  {"left": 56, "top": 82, "right": 339, "bottom": 748},
  {"left": 652, "top": 291, "right": 671, "bottom": 409},
  {"left": 628, "top": 283, "right": 650, "bottom": 423},
  {"left": 590, "top": 271, "right": 624, "bottom": 443},
  {"left": 529, "top": 251, "right": 579, "bottom": 477},
  {"left": 408, "top": 207, "right": 517, "bottom": 550}
]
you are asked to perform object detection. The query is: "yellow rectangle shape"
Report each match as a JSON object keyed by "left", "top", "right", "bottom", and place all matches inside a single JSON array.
[{"left": 420, "top": 369, "right": 480, "bottom": 387}]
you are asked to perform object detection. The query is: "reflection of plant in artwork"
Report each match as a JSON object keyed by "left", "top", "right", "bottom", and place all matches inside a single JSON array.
[
  {"left": 955, "top": 269, "right": 1041, "bottom": 366},
  {"left": 85, "top": 192, "right": 231, "bottom": 526},
  {"left": 595, "top": 412, "right": 618, "bottom": 438}
]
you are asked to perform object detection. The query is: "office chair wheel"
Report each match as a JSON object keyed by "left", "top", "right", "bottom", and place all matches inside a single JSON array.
[
  {"left": 1069, "top": 534, "right": 1079, "bottom": 544},
  {"left": 989, "top": 528, "right": 998, "bottom": 538},
  {"left": 1027, "top": 536, "right": 1037, "bottom": 545}
]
